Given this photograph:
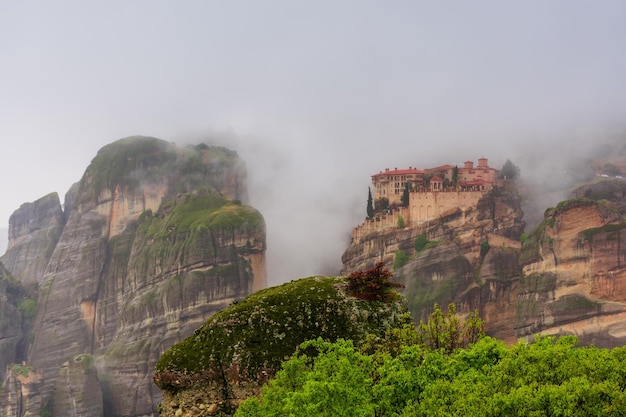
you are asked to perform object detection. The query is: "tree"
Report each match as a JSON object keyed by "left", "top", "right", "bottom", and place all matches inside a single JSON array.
[
  {"left": 414, "top": 234, "right": 429, "bottom": 252},
  {"left": 417, "top": 303, "right": 484, "bottom": 353},
  {"left": 375, "top": 197, "right": 389, "bottom": 213},
  {"left": 397, "top": 215, "right": 405, "bottom": 229},
  {"left": 499, "top": 159, "right": 520, "bottom": 180},
  {"left": 393, "top": 250, "right": 408, "bottom": 270},
  {"left": 346, "top": 261, "right": 404, "bottom": 302},
  {"left": 423, "top": 174, "right": 432, "bottom": 188},
  {"left": 236, "top": 339, "right": 376, "bottom": 417},
  {"left": 602, "top": 163, "right": 622, "bottom": 177},
  {"left": 401, "top": 181, "right": 410, "bottom": 207},
  {"left": 236, "top": 320, "right": 626, "bottom": 417},
  {"left": 366, "top": 187, "right": 374, "bottom": 219},
  {"left": 480, "top": 240, "right": 490, "bottom": 258},
  {"left": 452, "top": 165, "right": 459, "bottom": 187}
]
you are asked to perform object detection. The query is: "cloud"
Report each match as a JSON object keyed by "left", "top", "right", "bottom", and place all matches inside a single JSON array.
[{"left": 2, "top": 1, "right": 626, "bottom": 282}]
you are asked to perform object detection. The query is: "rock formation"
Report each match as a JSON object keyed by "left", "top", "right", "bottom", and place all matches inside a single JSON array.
[
  {"left": 0, "top": 136, "right": 266, "bottom": 417},
  {"left": 53, "top": 355, "right": 103, "bottom": 417},
  {"left": 517, "top": 197, "right": 626, "bottom": 346},
  {"left": 0, "top": 263, "right": 26, "bottom": 384},
  {"left": 342, "top": 184, "right": 524, "bottom": 342},
  {"left": 0, "top": 192, "right": 65, "bottom": 292},
  {"left": 342, "top": 177, "right": 626, "bottom": 347},
  {"left": 0, "top": 365, "right": 44, "bottom": 417},
  {"left": 153, "top": 275, "right": 407, "bottom": 417}
]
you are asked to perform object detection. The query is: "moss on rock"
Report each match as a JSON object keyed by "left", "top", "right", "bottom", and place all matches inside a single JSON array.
[
  {"left": 130, "top": 191, "right": 264, "bottom": 281},
  {"left": 78, "top": 136, "right": 248, "bottom": 205},
  {"left": 153, "top": 276, "right": 407, "bottom": 391}
]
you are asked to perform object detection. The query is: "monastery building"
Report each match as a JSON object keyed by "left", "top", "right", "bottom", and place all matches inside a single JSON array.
[{"left": 353, "top": 158, "right": 499, "bottom": 242}]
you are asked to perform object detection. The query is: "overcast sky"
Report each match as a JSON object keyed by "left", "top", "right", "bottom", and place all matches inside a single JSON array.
[{"left": 2, "top": 1, "right": 626, "bottom": 283}]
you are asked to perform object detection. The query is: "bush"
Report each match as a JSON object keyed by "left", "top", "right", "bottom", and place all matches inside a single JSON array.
[
  {"left": 414, "top": 234, "right": 429, "bottom": 252},
  {"left": 18, "top": 299, "right": 37, "bottom": 320},
  {"left": 393, "top": 250, "right": 409, "bottom": 270},
  {"left": 480, "top": 241, "right": 490, "bottom": 258},
  {"left": 346, "top": 262, "right": 404, "bottom": 302},
  {"left": 397, "top": 215, "right": 405, "bottom": 228},
  {"left": 9, "top": 363, "right": 33, "bottom": 377}
]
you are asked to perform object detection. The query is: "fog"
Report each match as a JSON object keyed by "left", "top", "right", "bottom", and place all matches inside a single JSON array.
[{"left": 2, "top": 1, "right": 626, "bottom": 284}]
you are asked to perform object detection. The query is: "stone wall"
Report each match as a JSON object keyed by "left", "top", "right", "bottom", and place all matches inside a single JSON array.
[{"left": 352, "top": 190, "right": 486, "bottom": 243}]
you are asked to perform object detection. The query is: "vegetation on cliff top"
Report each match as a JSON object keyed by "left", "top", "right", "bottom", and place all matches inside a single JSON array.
[
  {"left": 522, "top": 197, "right": 623, "bottom": 265},
  {"left": 132, "top": 191, "right": 264, "bottom": 276},
  {"left": 142, "top": 192, "right": 264, "bottom": 237},
  {"left": 79, "top": 136, "right": 243, "bottom": 204},
  {"left": 154, "top": 273, "right": 407, "bottom": 391}
]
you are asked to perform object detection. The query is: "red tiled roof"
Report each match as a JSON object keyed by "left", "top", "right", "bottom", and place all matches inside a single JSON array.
[
  {"left": 459, "top": 179, "right": 490, "bottom": 186},
  {"left": 372, "top": 168, "right": 424, "bottom": 177},
  {"left": 431, "top": 176, "right": 443, "bottom": 182},
  {"left": 427, "top": 164, "right": 455, "bottom": 171}
]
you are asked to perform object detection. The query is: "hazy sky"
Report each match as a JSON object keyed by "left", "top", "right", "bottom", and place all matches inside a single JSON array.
[{"left": 2, "top": 1, "right": 626, "bottom": 283}]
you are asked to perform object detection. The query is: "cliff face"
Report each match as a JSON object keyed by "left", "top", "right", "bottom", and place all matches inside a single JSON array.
[
  {"left": 0, "top": 193, "right": 65, "bottom": 292},
  {"left": 342, "top": 184, "right": 524, "bottom": 273},
  {"left": 342, "top": 184, "right": 524, "bottom": 342},
  {"left": 0, "top": 264, "right": 25, "bottom": 382},
  {"left": 517, "top": 198, "right": 626, "bottom": 347},
  {"left": 343, "top": 178, "right": 626, "bottom": 346},
  {"left": 0, "top": 136, "right": 266, "bottom": 417}
]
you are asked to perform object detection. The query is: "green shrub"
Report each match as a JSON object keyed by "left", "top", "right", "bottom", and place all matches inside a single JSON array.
[
  {"left": 480, "top": 241, "right": 490, "bottom": 258},
  {"left": 18, "top": 299, "right": 37, "bottom": 320},
  {"left": 414, "top": 234, "right": 428, "bottom": 252},
  {"left": 393, "top": 250, "right": 409, "bottom": 270},
  {"left": 397, "top": 215, "right": 405, "bottom": 229},
  {"left": 9, "top": 363, "right": 33, "bottom": 377}
]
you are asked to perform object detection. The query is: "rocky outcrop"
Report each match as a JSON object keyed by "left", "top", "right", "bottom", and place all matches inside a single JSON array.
[
  {"left": 516, "top": 198, "right": 626, "bottom": 346},
  {"left": 153, "top": 275, "right": 407, "bottom": 417},
  {"left": 342, "top": 184, "right": 524, "bottom": 342},
  {"left": 53, "top": 355, "right": 103, "bottom": 417},
  {"left": 0, "top": 366, "right": 44, "bottom": 417},
  {"left": 0, "top": 193, "right": 64, "bottom": 292},
  {"left": 0, "top": 263, "right": 27, "bottom": 382},
  {"left": 0, "top": 136, "right": 266, "bottom": 417},
  {"left": 343, "top": 176, "right": 626, "bottom": 347},
  {"left": 342, "top": 184, "right": 523, "bottom": 273}
]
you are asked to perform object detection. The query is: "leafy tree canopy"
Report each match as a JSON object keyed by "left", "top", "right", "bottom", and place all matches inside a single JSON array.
[
  {"left": 236, "top": 307, "right": 626, "bottom": 417},
  {"left": 500, "top": 159, "right": 521, "bottom": 180}
]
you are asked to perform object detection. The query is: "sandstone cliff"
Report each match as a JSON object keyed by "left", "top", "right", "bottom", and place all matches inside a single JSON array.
[
  {"left": 0, "top": 193, "right": 64, "bottom": 293},
  {"left": 0, "top": 136, "right": 266, "bottom": 417},
  {"left": 343, "top": 177, "right": 626, "bottom": 346},
  {"left": 517, "top": 197, "right": 626, "bottom": 347},
  {"left": 0, "top": 264, "right": 26, "bottom": 382},
  {"left": 342, "top": 184, "right": 524, "bottom": 342}
]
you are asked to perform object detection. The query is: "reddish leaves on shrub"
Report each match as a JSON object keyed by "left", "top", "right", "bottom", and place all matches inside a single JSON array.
[{"left": 346, "top": 262, "right": 404, "bottom": 302}]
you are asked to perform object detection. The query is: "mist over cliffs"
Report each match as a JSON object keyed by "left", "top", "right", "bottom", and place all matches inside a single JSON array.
[{"left": 0, "top": 136, "right": 266, "bottom": 416}]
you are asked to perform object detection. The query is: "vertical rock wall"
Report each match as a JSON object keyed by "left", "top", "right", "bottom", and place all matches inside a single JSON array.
[
  {"left": 0, "top": 193, "right": 64, "bottom": 291},
  {"left": 0, "top": 263, "right": 24, "bottom": 382},
  {"left": 0, "top": 136, "right": 266, "bottom": 417}
]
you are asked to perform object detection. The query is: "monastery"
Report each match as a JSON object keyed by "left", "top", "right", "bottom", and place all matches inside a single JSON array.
[{"left": 352, "top": 158, "right": 500, "bottom": 242}]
